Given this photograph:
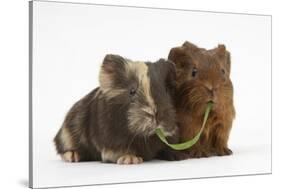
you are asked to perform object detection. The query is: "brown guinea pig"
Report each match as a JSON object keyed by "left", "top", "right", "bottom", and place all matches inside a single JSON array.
[
  {"left": 168, "top": 41, "right": 235, "bottom": 158},
  {"left": 54, "top": 54, "right": 180, "bottom": 164}
]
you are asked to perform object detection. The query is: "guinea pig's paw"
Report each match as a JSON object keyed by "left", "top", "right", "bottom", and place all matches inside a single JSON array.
[
  {"left": 61, "top": 151, "right": 80, "bottom": 162},
  {"left": 216, "top": 147, "right": 233, "bottom": 156},
  {"left": 187, "top": 149, "right": 211, "bottom": 158},
  {"left": 117, "top": 154, "right": 143, "bottom": 165}
]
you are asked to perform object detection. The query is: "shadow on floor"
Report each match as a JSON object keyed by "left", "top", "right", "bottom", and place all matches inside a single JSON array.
[{"left": 18, "top": 179, "right": 29, "bottom": 188}]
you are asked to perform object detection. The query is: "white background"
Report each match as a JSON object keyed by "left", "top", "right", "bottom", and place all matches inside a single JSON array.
[
  {"left": 0, "top": 0, "right": 280, "bottom": 189},
  {"left": 32, "top": 1, "right": 271, "bottom": 188}
]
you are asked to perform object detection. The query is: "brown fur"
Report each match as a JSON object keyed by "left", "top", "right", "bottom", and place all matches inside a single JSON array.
[{"left": 168, "top": 41, "right": 235, "bottom": 158}]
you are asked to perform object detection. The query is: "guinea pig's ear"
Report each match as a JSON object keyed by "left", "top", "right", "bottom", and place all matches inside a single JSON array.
[
  {"left": 168, "top": 41, "right": 198, "bottom": 69},
  {"left": 168, "top": 47, "right": 188, "bottom": 68},
  {"left": 182, "top": 41, "right": 199, "bottom": 50},
  {"left": 99, "top": 54, "right": 127, "bottom": 90},
  {"left": 215, "top": 44, "right": 231, "bottom": 73},
  {"left": 216, "top": 44, "right": 226, "bottom": 56},
  {"left": 101, "top": 54, "right": 126, "bottom": 73}
]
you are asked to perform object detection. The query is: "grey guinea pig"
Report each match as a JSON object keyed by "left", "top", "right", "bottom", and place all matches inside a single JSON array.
[{"left": 54, "top": 54, "right": 180, "bottom": 164}]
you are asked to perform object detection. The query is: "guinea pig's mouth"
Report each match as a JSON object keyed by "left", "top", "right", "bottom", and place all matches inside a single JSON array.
[
  {"left": 128, "top": 107, "right": 177, "bottom": 137},
  {"left": 155, "top": 125, "right": 177, "bottom": 137},
  {"left": 205, "top": 99, "right": 217, "bottom": 107},
  {"left": 140, "top": 124, "right": 176, "bottom": 138},
  {"left": 208, "top": 100, "right": 214, "bottom": 104}
]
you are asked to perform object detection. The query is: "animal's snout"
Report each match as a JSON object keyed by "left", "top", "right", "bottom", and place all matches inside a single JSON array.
[
  {"left": 205, "top": 82, "right": 213, "bottom": 91},
  {"left": 142, "top": 106, "right": 158, "bottom": 123},
  {"left": 205, "top": 84, "right": 218, "bottom": 103},
  {"left": 207, "top": 88, "right": 214, "bottom": 98}
]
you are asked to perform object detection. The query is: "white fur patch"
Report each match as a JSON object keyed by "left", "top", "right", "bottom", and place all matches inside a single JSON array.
[
  {"left": 101, "top": 149, "right": 124, "bottom": 163},
  {"left": 60, "top": 127, "right": 73, "bottom": 150},
  {"left": 117, "top": 154, "right": 143, "bottom": 165},
  {"left": 61, "top": 151, "right": 80, "bottom": 162}
]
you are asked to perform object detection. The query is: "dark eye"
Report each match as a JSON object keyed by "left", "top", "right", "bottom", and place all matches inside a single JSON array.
[
  {"left": 129, "top": 88, "right": 136, "bottom": 96},
  {"left": 221, "top": 69, "right": 226, "bottom": 75},
  {"left": 192, "top": 67, "right": 198, "bottom": 77}
]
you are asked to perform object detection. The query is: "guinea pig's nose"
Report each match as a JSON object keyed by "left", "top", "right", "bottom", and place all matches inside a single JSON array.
[
  {"left": 208, "top": 89, "right": 214, "bottom": 98},
  {"left": 208, "top": 89, "right": 219, "bottom": 103},
  {"left": 205, "top": 82, "right": 213, "bottom": 91}
]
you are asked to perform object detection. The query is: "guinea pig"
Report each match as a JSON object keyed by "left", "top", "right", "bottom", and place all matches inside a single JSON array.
[
  {"left": 54, "top": 54, "right": 179, "bottom": 164},
  {"left": 168, "top": 41, "right": 235, "bottom": 158}
]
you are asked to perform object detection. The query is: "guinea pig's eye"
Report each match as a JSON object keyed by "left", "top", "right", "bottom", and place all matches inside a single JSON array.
[
  {"left": 221, "top": 68, "right": 226, "bottom": 75},
  {"left": 191, "top": 67, "right": 198, "bottom": 77},
  {"left": 129, "top": 88, "right": 136, "bottom": 96}
]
